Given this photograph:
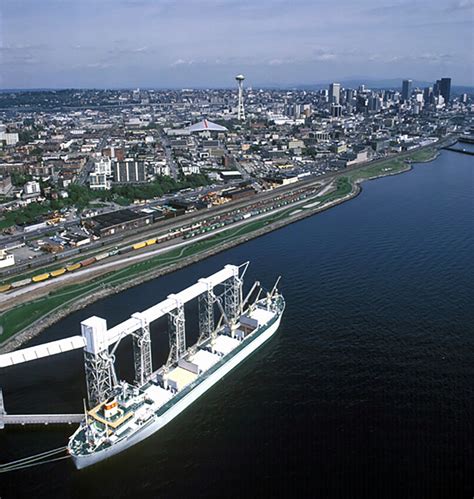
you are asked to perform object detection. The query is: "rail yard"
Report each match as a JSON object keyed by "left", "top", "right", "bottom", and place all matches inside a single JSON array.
[{"left": 0, "top": 177, "right": 330, "bottom": 298}]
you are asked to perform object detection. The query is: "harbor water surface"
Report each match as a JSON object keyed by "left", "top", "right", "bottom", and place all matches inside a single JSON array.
[{"left": 1, "top": 148, "right": 473, "bottom": 498}]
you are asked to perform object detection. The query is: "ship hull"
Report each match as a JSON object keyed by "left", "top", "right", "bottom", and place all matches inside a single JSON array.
[{"left": 71, "top": 309, "right": 282, "bottom": 470}]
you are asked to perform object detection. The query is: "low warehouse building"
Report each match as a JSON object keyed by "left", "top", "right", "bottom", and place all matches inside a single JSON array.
[
  {"left": 222, "top": 187, "right": 256, "bottom": 201},
  {"left": 84, "top": 209, "right": 153, "bottom": 237}
]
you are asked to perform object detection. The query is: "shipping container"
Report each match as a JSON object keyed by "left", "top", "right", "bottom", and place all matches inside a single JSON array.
[{"left": 32, "top": 273, "right": 50, "bottom": 283}]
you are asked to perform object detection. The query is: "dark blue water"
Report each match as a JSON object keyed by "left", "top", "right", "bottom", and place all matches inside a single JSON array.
[{"left": 1, "top": 150, "right": 473, "bottom": 498}]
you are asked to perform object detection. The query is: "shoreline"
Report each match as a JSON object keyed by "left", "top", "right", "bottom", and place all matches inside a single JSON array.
[{"left": 0, "top": 146, "right": 443, "bottom": 353}]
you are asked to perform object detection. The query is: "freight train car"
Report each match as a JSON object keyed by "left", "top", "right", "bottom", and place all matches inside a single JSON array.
[
  {"left": 32, "top": 273, "right": 50, "bottom": 283},
  {"left": 51, "top": 268, "right": 66, "bottom": 277},
  {"left": 11, "top": 278, "right": 31, "bottom": 289},
  {"left": 80, "top": 257, "right": 96, "bottom": 267},
  {"left": 66, "top": 263, "right": 81, "bottom": 272},
  {"left": 118, "top": 246, "right": 134, "bottom": 255}
]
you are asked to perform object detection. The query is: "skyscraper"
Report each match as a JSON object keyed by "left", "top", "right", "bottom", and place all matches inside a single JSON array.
[
  {"left": 438, "top": 78, "right": 451, "bottom": 103},
  {"left": 423, "top": 87, "right": 433, "bottom": 105},
  {"left": 368, "top": 96, "right": 381, "bottom": 112},
  {"left": 330, "top": 103, "right": 342, "bottom": 118},
  {"left": 402, "top": 79, "right": 412, "bottom": 101},
  {"left": 329, "top": 83, "right": 341, "bottom": 105}
]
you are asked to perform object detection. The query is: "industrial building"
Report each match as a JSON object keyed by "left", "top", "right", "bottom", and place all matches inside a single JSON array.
[
  {"left": 84, "top": 209, "right": 153, "bottom": 237},
  {"left": 222, "top": 186, "right": 256, "bottom": 201}
]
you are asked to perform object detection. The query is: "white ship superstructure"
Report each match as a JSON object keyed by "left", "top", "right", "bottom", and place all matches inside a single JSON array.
[{"left": 0, "top": 263, "right": 284, "bottom": 470}]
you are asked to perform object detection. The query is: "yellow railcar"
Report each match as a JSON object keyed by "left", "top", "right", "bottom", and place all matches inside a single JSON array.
[
  {"left": 66, "top": 263, "right": 81, "bottom": 272},
  {"left": 32, "top": 273, "right": 50, "bottom": 283},
  {"left": 132, "top": 242, "right": 147, "bottom": 250},
  {"left": 51, "top": 268, "right": 67, "bottom": 277}
]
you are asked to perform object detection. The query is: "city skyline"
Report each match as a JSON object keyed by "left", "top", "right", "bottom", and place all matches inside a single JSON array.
[{"left": 1, "top": 0, "right": 473, "bottom": 89}]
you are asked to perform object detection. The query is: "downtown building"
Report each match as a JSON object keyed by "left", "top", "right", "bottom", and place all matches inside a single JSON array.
[
  {"left": 113, "top": 160, "right": 146, "bottom": 183},
  {"left": 435, "top": 78, "right": 451, "bottom": 103},
  {"left": 402, "top": 80, "right": 412, "bottom": 102}
]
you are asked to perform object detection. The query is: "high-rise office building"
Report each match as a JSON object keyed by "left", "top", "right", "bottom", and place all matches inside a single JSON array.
[
  {"left": 368, "top": 96, "right": 381, "bottom": 112},
  {"left": 329, "top": 83, "right": 341, "bottom": 105},
  {"left": 423, "top": 87, "right": 433, "bottom": 105},
  {"left": 402, "top": 79, "right": 412, "bottom": 101},
  {"left": 330, "top": 103, "right": 342, "bottom": 118},
  {"left": 438, "top": 78, "right": 451, "bottom": 103}
]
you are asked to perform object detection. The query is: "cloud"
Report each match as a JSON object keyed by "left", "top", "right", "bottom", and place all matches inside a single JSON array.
[
  {"left": 0, "top": 0, "right": 473, "bottom": 87},
  {"left": 446, "top": 0, "right": 474, "bottom": 10},
  {"left": 171, "top": 58, "right": 192, "bottom": 66},
  {"left": 365, "top": 1, "right": 422, "bottom": 15},
  {"left": 84, "top": 62, "right": 112, "bottom": 69},
  {"left": 268, "top": 59, "right": 286, "bottom": 66},
  {"left": 314, "top": 53, "right": 337, "bottom": 61},
  {"left": 0, "top": 44, "right": 45, "bottom": 52}
]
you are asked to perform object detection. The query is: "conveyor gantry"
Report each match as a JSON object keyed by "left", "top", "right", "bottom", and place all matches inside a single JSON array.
[
  {"left": 0, "top": 263, "right": 248, "bottom": 408},
  {"left": 0, "top": 388, "right": 83, "bottom": 429}
]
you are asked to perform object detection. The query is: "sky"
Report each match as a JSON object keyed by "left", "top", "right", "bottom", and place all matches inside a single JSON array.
[{"left": 0, "top": 0, "right": 473, "bottom": 89}]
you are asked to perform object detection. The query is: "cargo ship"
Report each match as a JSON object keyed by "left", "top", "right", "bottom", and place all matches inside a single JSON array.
[
  {"left": 0, "top": 263, "right": 284, "bottom": 470},
  {"left": 67, "top": 268, "right": 284, "bottom": 469}
]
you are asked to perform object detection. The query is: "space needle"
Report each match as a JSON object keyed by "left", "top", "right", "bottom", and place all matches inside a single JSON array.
[{"left": 235, "top": 74, "right": 245, "bottom": 121}]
